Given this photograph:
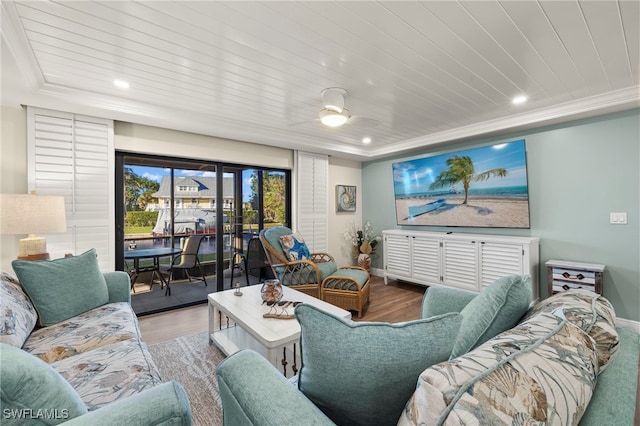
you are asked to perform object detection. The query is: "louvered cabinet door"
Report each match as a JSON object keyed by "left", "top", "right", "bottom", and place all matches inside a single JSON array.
[
  {"left": 442, "top": 240, "right": 478, "bottom": 291},
  {"left": 382, "top": 230, "right": 539, "bottom": 294},
  {"left": 384, "top": 233, "right": 411, "bottom": 280},
  {"left": 28, "top": 107, "right": 114, "bottom": 270},
  {"left": 480, "top": 242, "right": 523, "bottom": 289},
  {"left": 411, "top": 236, "right": 441, "bottom": 285}
]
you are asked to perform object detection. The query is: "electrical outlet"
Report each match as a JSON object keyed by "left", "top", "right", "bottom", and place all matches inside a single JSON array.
[{"left": 610, "top": 212, "right": 627, "bottom": 224}]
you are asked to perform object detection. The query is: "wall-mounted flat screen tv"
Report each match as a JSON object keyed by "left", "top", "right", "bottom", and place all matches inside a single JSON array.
[{"left": 392, "top": 139, "right": 530, "bottom": 228}]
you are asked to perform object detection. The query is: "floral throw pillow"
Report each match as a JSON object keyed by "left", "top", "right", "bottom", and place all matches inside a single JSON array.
[
  {"left": 0, "top": 272, "right": 38, "bottom": 348},
  {"left": 399, "top": 312, "right": 599, "bottom": 426},
  {"left": 279, "top": 232, "right": 311, "bottom": 261},
  {"left": 523, "top": 289, "right": 619, "bottom": 372}
]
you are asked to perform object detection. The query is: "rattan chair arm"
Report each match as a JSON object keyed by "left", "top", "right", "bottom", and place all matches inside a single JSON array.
[
  {"left": 309, "top": 252, "right": 335, "bottom": 263},
  {"left": 269, "top": 258, "right": 313, "bottom": 267},
  {"left": 321, "top": 275, "right": 365, "bottom": 291},
  {"left": 321, "top": 266, "right": 370, "bottom": 291},
  {"left": 337, "top": 265, "right": 367, "bottom": 272},
  {"left": 273, "top": 259, "right": 322, "bottom": 285}
]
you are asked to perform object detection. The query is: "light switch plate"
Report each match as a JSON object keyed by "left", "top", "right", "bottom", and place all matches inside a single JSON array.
[{"left": 610, "top": 212, "right": 627, "bottom": 224}]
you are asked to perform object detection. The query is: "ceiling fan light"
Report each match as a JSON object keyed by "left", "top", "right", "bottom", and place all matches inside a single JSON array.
[
  {"left": 321, "top": 88, "right": 347, "bottom": 113},
  {"left": 319, "top": 108, "right": 349, "bottom": 127}
]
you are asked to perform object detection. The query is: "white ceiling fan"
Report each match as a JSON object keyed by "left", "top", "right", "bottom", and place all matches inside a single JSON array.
[
  {"left": 318, "top": 88, "right": 350, "bottom": 127},
  {"left": 291, "top": 87, "right": 380, "bottom": 129}
]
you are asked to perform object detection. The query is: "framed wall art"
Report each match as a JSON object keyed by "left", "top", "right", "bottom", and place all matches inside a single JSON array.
[
  {"left": 392, "top": 139, "right": 530, "bottom": 228},
  {"left": 336, "top": 185, "right": 356, "bottom": 212}
]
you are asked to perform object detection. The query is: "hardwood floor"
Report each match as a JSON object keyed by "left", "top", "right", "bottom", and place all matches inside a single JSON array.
[
  {"left": 138, "top": 302, "right": 209, "bottom": 345},
  {"left": 138, "top": 275, "right": 423, "bottom": 345}
]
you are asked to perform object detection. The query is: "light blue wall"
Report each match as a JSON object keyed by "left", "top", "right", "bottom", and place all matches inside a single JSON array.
[{"left": 362, "top": 109, "right": 639, "bottom": 321}]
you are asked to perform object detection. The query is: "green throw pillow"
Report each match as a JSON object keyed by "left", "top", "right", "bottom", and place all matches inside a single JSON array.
[
  {"left": 0, "top": 343, "right": 87, "bottom": 424},
  {"left": 295, "top": 304, "right": 462, "bottom": 426},
  {"left": 450, "top": 274, "right": 532, "bottom": 358},
  {"left": 12, "top": 249, "right": 109, "bottom": 327}
]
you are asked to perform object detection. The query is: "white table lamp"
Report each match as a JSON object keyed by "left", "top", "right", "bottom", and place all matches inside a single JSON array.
[{"left": 0, "top": 193, "right": 67, "bottom": 260}]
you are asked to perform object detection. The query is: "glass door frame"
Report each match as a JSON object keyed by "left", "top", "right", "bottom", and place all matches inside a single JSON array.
[{"left": 115, "top": 152, "right": 291, "bottom": 293}]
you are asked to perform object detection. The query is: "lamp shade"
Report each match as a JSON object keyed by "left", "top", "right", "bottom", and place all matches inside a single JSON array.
[{"left": 0, "top": 194, "right": 67, "bottom": 235}]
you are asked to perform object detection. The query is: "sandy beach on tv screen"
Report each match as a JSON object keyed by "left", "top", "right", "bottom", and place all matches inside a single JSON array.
[{"left": 396, "top": 197, "right": 530, "bottom": 228}]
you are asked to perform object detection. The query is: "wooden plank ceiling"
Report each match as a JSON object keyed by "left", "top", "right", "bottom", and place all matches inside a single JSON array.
[{"left": 2, "top": 1, "right": 638, "bottom": 160}]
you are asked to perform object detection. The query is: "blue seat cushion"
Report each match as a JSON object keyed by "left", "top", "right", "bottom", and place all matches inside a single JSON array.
[
  {"left": 323, "top": 268, "right": 369, "bottom": 290},
  {"left": 275, "top": 261, "right": 338, "bottom": 286},
  {"left": 263, "top": 226, "right": 293, "bottom": 260},
  {"left": 316, "top": 262, "right": 338, "bottom": 281}
]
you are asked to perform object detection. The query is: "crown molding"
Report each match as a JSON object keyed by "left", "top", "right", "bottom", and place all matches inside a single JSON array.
[{"left": 367, "top": 86, "right": 640, "bottom": 160}]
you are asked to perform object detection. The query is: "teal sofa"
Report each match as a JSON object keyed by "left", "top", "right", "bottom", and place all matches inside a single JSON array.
[
  {"left": 217, "top": 276, "right": 639, "bottom": 426},
  {"left": 1, "top": 265, "right": 192, "bottom": 425}
]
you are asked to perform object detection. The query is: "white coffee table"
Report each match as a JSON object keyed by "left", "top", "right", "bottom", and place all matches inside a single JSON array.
[{"left": 208, "top": 285, "right": 351, "bottom": 377}]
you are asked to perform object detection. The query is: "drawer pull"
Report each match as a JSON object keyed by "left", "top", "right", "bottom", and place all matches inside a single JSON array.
[{"left": 562, "top": 272, "right": 585, "bottom": 280}]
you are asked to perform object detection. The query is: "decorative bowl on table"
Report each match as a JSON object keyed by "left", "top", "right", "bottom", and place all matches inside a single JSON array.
[{"left": 261, "top": 279, "right": 283, "bottom": 303}]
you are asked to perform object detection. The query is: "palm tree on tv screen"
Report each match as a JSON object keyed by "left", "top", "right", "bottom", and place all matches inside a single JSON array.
[{"left": 429, "top": 156, "right": 507, "bottom": 205}]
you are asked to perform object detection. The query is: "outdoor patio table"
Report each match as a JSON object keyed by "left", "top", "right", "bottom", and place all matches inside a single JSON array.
[{"left": 125, "top": 247, "right": 182, "bottom": 295}]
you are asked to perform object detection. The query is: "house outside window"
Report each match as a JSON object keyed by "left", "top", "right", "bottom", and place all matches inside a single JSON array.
[{"left": 118, "top": 154, "right": 291, "bottom": 310}]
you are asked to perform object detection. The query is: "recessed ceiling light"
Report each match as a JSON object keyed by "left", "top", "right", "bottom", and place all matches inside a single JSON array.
[
  {"left": 114, "top": 79, "right": 130, "bottom": 89},
  {"left": 362, "top": 137, "right": 372, "bottom": 144},
  {"left": 512, "top": 95, "right": 527, "bottom": 105}
]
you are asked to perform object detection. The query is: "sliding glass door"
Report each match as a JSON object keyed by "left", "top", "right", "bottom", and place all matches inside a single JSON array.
[{"left": 115, "top": 152, "right": 290, "bottom": 314}]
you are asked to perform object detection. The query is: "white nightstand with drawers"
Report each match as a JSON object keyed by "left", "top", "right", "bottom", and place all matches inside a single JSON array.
[{"left": 545, "top": 259, "right": 605, "bottom": 297}]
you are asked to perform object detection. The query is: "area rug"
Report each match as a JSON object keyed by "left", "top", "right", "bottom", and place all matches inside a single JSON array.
[{"left": 148, "top": 331, "right": 225, "bottom": 425}]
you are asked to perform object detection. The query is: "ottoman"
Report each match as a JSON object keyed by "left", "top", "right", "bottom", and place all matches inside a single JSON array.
[{"left": 320, "top": 267, "right": 370, "bottom": 318}]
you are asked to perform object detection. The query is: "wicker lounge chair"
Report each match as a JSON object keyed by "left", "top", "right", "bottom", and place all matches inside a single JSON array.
[{"left": 259, "top": 226, "right": 337, "bottom": 298}]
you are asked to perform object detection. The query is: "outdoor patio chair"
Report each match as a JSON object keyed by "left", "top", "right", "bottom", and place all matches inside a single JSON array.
[
  {"left": 244, "top": 236, "right": 272, "bottom": 285},
  {"left": 259, "top": 226, "right": 337, "bottom": 298},
  {"left": 160, "top": 234, "right": 208, "bottom": 295}
]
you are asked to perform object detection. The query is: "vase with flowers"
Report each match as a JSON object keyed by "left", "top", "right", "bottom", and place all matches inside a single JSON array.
[{"left": 344, "top": 221, "right": 381, "bottom": 272}]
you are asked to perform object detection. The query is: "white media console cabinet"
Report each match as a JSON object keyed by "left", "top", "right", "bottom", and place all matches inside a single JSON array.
[{"left": 383, "top": 230, "right": 540, "bottom": 300}]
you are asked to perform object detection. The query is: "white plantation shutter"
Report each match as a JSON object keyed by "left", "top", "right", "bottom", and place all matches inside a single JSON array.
[
  {"left": 295, "top": 151, "right": 328, "bottom": 252},
  {"left": 27, "top": 107, "right": 114, "bottom": 270}
]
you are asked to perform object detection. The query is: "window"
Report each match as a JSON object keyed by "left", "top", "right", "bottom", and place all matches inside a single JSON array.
[{"left": 115, "top": 153, "right": 290, "bottom": 314}]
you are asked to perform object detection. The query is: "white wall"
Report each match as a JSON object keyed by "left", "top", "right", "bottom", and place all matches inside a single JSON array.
[
  {"left": 328, "top": 157, "right": 363, "bottom": 268},
  {"left": 115, "top": 122, "right": 293, "bottom": 170},
  {"left": 1, "top": 106, "right": 27, "bottom": 271}
]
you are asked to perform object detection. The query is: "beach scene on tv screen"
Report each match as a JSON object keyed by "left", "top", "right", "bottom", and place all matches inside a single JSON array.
[{"left": 393, "top": 139, "right": 530, "bottom": 228}]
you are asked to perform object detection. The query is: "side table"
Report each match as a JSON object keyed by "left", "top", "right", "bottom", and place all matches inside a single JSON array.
[{"left": 546, "top": 259, "right": 605, "bottom": 296}]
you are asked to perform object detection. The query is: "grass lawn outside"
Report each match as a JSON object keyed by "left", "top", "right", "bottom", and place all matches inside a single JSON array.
[{"left": 125, "top": 226, "right": 153, "bottom": 235}]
